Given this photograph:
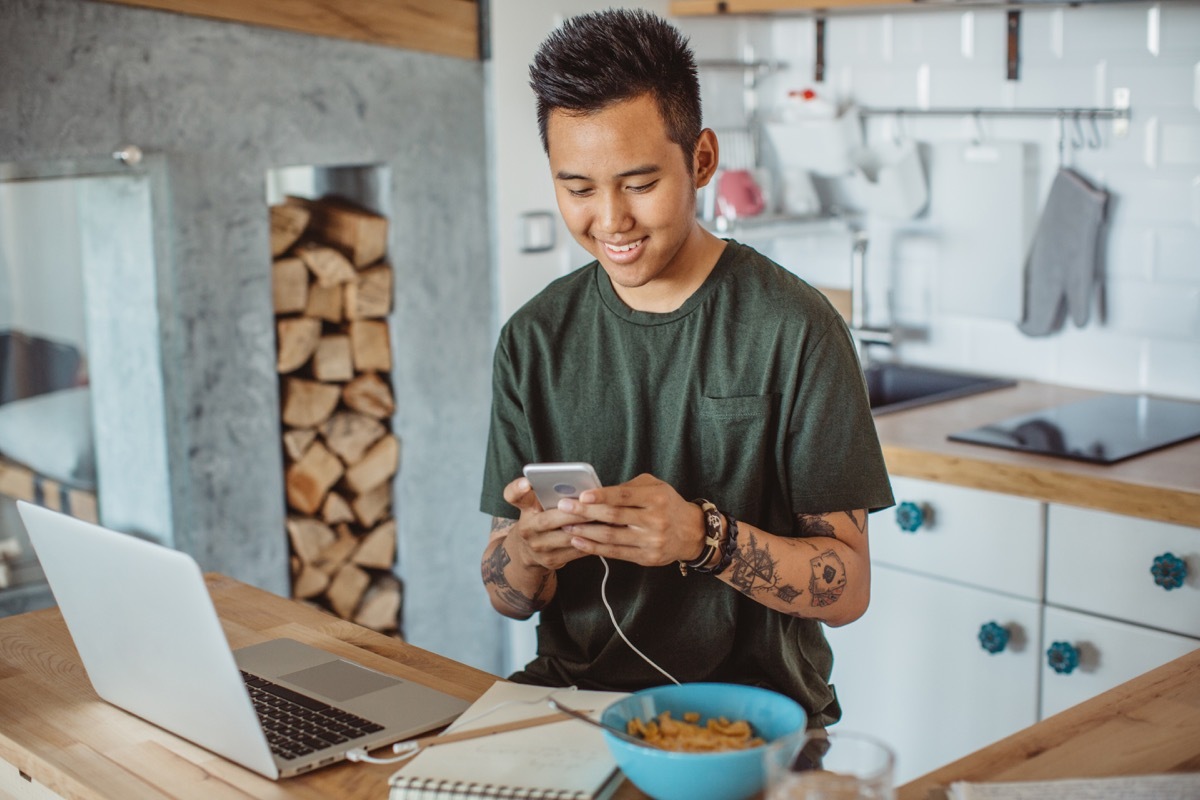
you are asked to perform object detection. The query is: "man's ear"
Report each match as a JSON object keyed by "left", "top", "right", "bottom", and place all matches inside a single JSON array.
[{"left": 693, "top": 129, "right": 719, "bottom": 189}]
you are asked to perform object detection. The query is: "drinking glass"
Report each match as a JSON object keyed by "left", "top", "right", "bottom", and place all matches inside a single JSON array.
[{"left": 763, "top": 729, "right": 895, "bottom": 800}]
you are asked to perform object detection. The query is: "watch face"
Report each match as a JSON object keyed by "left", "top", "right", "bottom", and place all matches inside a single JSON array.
[{"left": 949, "top": 394, "right": 1200, "bottom": 465}]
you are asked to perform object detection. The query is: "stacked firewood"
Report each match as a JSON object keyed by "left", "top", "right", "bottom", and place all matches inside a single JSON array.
[{"left": 269, "top": 196, "right": 402, "bottom": 633}]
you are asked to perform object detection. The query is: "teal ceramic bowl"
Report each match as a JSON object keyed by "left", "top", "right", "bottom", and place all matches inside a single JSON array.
[{"left": 600, "top": 683, "right": 807, "bottom": 800}]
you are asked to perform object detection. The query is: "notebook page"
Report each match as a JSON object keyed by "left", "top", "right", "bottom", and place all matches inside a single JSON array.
[{"left": 388, "top": 680, "right": 627, "bottom": 799}]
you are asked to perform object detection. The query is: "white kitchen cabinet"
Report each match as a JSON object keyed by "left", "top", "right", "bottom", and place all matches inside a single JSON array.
[
  {"left": 875, "top": 477, "right": 1044, "bottom": 600},
  {"left": 1046, "top": 505, "right": 1200, "bottom": 638},
  {"left": 1039, "top": 605, "right": 1198, "bottom": 718},
  {"left": 825, "top": 564, "right": 1043, "bottom": 783},
  {"left": 829, "top": 477, "right": 1200, "bottom": 784},
  {"left": 1041, "top": 504, "right": 1199, "bottom": 717},
  {"left": 827, "top": 476, "right": 1045, "bottom": 784}
]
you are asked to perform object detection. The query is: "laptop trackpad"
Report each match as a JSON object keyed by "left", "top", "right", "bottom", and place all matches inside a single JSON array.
[{"left": 280, "top": 659, "right": 401, "bottom": 701}]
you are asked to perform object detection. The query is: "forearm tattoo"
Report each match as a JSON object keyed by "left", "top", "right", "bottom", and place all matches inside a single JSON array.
[
  {"left": 809, "top": 550, "right": 847, "bottom": 606},
  {"left": 730, "top": 515, "right": 854, "bottom": 612},
  {"left": 728, "top": 531, "right": 804, "bottom": 606},
  {"left": 482, "top": 521, "right": 547, "bottom": 616}
]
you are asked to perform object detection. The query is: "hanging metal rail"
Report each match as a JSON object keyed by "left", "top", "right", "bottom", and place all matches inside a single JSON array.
[
  {"left": 856, "top": 103, "right": 1133, "bottom": 146},
  {"left": 857, "top": 106, "right": 1129, "bottom": 120}
]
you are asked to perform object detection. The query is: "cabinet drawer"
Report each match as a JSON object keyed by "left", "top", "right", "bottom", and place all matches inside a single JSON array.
[
  {"left": 1040, "top": 605, "right": 1198, "bottom": 719},
  {"left": 873, "top": 476, "right": 1044, "bottom": 599},
  {"left": 826, "top": 564, "right": 1041, "bottom": 784},
  {"left": 1047, "top": 505, "right": 1200, "bottom": 638}
]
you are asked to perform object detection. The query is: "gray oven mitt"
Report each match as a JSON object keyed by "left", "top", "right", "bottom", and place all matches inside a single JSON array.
[{"left": 1018, "top": 168, "right": 1109, "bottom": 337}]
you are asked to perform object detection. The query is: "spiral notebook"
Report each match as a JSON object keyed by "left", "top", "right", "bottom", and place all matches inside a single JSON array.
[{"left": 388, "top": 680, "right": 626, "bottom": 800}]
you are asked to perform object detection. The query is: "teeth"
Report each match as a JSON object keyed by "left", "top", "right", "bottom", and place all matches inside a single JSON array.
[{"left": 606, "top": 239, "right": 642, "bottom": 253}]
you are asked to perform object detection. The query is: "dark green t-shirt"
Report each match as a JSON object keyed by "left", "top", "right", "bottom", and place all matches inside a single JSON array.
[{"left": 480, "top": 240, "right": 893, "bottom": 726}]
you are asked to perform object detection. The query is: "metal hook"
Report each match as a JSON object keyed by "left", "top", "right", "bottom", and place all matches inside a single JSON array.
[
  {"left": 1056, "top": 113, "right": 1067, "bottom": 167},
  {"left": 971, "top": 111, "right": 985, "bottom": 146},
  {"left": 1071, "top": 114, "right": 1086, "bottom": 150},
  {"left": 1087, "top": 112, "right": 1102, "bottom": 149},
  {"left": 892, "top": 110, "right": 906, "bottom": 147}
]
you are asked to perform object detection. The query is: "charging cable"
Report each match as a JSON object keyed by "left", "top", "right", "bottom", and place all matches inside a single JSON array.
[
  {"left": 347, "top": 557, "right": 679, "bottom": 766},
  {"left": 345, "top": 686, "right": 583, "bottom": 765},
  {"left": 598, "top": 556, "right": 679, "bottom": 686}
]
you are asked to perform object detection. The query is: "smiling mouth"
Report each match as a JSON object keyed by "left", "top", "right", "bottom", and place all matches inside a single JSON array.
[{"left": 602, "top": 238, "right": 644, "bottom": 254}]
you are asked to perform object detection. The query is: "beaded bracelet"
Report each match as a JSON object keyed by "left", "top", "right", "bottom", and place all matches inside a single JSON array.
[{"left": 679, "top": 499, "right": 723, "bottom": 576}]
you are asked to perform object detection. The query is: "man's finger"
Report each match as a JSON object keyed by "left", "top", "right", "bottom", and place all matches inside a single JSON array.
[
  {"left": 503, "top": 476, "right": 539, "bottom": 509},
  {"left": 559, "top": 498, "right": 629, "bottom": 527}
]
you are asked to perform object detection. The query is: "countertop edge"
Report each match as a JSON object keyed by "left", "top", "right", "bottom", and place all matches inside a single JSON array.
[
  {"left": 874, "top": 380, "right": 1200, "bottom": 529},
  {"left": 882, "top": 444, "right": 1200, "bottom": 528}
]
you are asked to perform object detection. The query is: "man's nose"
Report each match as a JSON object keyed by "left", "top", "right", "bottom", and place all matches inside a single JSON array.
[{"left": 596, "top": 191, "right": 633, "bottom": 233}]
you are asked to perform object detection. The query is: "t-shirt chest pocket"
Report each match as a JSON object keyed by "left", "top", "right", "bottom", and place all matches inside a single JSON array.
[{"left": 697, "top": 394, "right": 777, "bottom": 521}]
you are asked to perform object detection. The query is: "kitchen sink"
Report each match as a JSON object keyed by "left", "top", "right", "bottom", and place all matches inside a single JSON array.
[{"left": 865, "top": 363, "right": 1016, "bottom": 416}]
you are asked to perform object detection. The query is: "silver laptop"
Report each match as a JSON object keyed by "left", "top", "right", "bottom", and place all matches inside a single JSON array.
[{"left": 18, "top": 501, "right": 470, "bottom": 779}]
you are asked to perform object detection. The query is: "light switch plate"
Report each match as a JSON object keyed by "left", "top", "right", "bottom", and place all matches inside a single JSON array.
[{"left": 519, "top": 211, "right": 555, "bottom": 254}]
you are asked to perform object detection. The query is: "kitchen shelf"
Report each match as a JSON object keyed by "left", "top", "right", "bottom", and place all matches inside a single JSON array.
[
  {"left": 94, "top": 0, "right": 480, "bottom": 60},
  {"left": 857, "top": 105, "right": 1130, "bottom": 121},
  {"left": 672, "top": 0, "right": 1150, "bottom": 16},
  {"left": 674, "top": 0, "right": 903, "bottom": 14},
  {"left": 704, "top": 212, "right": 854, "bottom": 239}
]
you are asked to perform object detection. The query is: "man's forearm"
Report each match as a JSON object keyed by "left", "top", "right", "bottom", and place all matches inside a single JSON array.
[
  {"left": 481, "top": 519, "right": 556, "bottom": 620},
  {"left": 716, "top": 510, "right": 870, "bottom": 627}
]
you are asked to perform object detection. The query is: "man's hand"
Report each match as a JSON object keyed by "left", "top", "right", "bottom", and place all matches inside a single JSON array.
[
  {"left": 496, "top": 476, "right": 593, "bottom": 572},
  {"left": 481, "top": 475, "right": 600, "bottom": 620},
  {"left": 553, "top": 473, "right": 707, "bottom": 567}
]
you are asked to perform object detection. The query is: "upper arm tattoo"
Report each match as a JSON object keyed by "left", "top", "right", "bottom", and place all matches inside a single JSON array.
[
  {"left": 794, "top": 513, "right": 837, "bottom": 539},
  {"left": 794, "top": 510, "right": 868, "bottom": 538}
]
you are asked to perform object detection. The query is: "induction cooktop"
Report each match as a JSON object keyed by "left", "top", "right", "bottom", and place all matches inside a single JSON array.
[{"left": 949, "top": 393, "right": 1200, "bottom": 465}]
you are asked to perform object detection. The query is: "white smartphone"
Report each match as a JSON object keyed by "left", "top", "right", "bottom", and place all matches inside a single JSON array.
[{"left": 522, "top": 462, "right": 602, "bottom": 511}]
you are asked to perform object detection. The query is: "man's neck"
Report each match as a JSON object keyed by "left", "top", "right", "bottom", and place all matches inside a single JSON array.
[{"left": 609, "top": 227, "right": 727, "bottom": 313}]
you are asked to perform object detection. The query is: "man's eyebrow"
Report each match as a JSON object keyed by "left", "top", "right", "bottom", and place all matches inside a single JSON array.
[{"left": 554, "top": 164, "right": 661, "bottom": 181}]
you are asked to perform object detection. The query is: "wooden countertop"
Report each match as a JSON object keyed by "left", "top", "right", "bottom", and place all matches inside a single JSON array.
[
  {"left": 897, "top": 645, "right": 1200, "bottom": 799},
  {"left": 0, "top": 572, "right": 498, "bottom": 799},
  {"left": 873, "top": 380, "right": 1200, "bottom": 528},
  {"left": 0, "top": 573, "right": 1196, "bottom": 799}
]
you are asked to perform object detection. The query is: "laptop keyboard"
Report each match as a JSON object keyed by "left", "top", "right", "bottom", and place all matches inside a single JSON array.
[{"left": 241, "top": 671, "right": 386, "bottom": 761}]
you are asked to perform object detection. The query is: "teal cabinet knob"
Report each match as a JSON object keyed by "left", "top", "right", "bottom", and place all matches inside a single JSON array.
[
  {"left": 1150, "top": 552, "right": 1187, "bottom": 591},
  {"left": 1046, "top": 641, "right": 1080, "bottom": 675},
  {"left": 978, "top": 621, "right": 1009, "bottom": 654},
  {"left": 895, "top": 501, "right": 925, "bottom": 533}
]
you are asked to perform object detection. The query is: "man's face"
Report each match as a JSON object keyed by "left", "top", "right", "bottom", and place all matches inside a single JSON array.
[{"left": 546, "top": 93, "right": 716, "bottom": 306}]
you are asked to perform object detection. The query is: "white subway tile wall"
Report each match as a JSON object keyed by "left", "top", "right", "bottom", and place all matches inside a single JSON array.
[{"left": 678, "top": 3, "right": 1200, "bottom": 401}]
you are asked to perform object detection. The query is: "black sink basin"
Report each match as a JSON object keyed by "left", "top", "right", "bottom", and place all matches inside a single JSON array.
[{"left": 865, "top": 363, "right": 1016, "bottom": 416}]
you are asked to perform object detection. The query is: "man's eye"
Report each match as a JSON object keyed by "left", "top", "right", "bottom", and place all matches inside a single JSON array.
[
  {"left": 628, "top": 181, "right": 658, "bottom": 193},
  {"left": 566, "top": 187, "right": 593, "bottom": 197}
]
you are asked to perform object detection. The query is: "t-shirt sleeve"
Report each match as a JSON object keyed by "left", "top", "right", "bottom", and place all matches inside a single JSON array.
[
  {"left": 479, "top": 329, "right": 528, "bottom": 520},
  {"left": 785, "top": 314, "right": 895, "bottom": 515}
]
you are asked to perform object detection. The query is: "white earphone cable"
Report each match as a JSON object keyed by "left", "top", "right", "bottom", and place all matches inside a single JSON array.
[{"left": 598, "top": 555, "right": 680, "bottom": 686}]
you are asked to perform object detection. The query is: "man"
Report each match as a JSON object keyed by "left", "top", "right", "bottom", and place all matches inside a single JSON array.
[{"left": 478, "top": 8, "right": 893, "bottom": 728}]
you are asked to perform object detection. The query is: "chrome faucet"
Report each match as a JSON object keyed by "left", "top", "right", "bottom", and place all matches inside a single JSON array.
[{"left": 848, "top": 230, "right": 894, "bottom": 364}]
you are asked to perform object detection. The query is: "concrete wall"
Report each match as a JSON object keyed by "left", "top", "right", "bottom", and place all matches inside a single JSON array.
[{"left": 0, "top": 0, "right": 501, "bottom": 672}]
